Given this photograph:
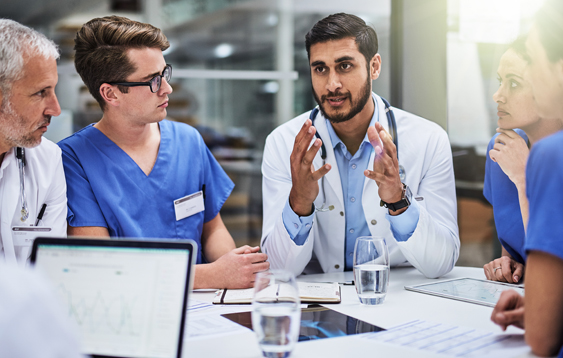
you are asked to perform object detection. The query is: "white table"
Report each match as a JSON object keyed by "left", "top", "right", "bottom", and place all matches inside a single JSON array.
[{"left": 184, "top": 267, "right": 532, "bottom": 357}]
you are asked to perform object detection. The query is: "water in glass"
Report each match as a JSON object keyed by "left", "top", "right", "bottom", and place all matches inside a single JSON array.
[
  {"left": 252, "top": 302, "right": 300, "bottom": 358},
  {"left": 252, "top": 271, "right": 300, "bottom": 358},
  {"left": 353, "top": 264, "right": 389, "bottom": 305}
]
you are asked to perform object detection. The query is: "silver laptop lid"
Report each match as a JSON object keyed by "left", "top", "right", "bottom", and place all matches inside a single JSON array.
[{"left": 30, "top": 237, "right": 196, "bottom": 358}]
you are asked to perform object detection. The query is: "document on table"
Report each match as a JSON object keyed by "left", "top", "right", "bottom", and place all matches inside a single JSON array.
[
  {"left": 361, "top": 320, "right": 529, "bottom": 357},
  {"left": 188, "top": 299, "right": 214, "bottom": 312},
  {"left": 185, "top": 314, "right": 251, "bottom": 340}
]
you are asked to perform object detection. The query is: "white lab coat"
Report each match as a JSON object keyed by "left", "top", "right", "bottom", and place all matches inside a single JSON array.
[
  {"left": 0, "top": 263, "right": 84, "bottom": 358},
  {"left": 261, "top": 94, "right": 459, "bottom": 278},
  {"left": 0, "top": 138, "right": 67, "bottom": 265}
]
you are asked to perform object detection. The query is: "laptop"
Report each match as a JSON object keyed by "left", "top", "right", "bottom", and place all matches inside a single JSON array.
[{"left": 30, "top": 237, "right": 196, "bottom": 358}]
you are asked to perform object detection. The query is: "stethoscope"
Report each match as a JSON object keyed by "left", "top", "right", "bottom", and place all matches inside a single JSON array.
[
  {"left": 311, "top": 96, "right": 405, "bottom": 212},
  {"left": 16, "top": 147, "right": 29, "bottom": 222}
]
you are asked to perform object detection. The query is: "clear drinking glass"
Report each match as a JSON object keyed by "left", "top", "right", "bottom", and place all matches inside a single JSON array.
[
  {"left": 353, "top": 236, "right": 390, "bottom": 305},
  {"left": 252, "top": 270, "right": 301, "bottom": 358}
]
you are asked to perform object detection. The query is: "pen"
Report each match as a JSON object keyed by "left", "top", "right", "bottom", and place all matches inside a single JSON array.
[{"left": 35, "top": 203, "right": 47, "bottom": 226}]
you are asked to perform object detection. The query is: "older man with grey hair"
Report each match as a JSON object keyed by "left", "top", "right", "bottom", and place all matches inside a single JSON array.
[
  {"left": 0, "top": 19, "right": 83, "bottom": 358},
  {"left": 0, "top": 19, "right": 67, "bottom": 264}
]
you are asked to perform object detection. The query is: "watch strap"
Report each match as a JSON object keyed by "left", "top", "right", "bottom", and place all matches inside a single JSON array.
[{"left": 380, "top": 183, "right": 411, "bottom": 211}]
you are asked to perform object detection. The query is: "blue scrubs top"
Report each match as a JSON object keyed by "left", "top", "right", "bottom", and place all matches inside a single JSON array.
[
  {"left": 483, "top": 129, "right": 528, "bottom": 264},
  {"left": 525, "top": 130, "right": 563, "bottom": 358},
  {"left": 58, "top": 120, "right": 234, "bottom": 264}
]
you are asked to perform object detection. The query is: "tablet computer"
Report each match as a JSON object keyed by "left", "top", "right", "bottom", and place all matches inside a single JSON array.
[
  {"left": 30, "top": 237, "right": 196, "bottom": 358},
  {"left": 405, "top": 277, "right": 524, "bottom": 307},
  {"left": 222, "top": 305, "right": 385, "bottom": 341}
]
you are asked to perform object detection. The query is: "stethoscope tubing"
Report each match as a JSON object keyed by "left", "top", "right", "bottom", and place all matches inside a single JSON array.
[
  {"left": 16, "top": 147, "right": 29, "bottom": 222},
  {"left": 309, "top": 97, "right": 402, "bottom": 212},
  {"left": 310, "top": 96, "right": 399, "bottom": 161}
]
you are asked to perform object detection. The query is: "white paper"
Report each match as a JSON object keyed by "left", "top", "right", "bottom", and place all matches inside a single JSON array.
[
  {"left": 362, "top": 320, "right": 529, "bottom": 357},
  {"left": 188, "top": 299, "right": 213, "bottom": 312},
  {"left": 297, "top": 282, "right": 339, "bottom": 299},
  {"left": 184, "top": 315, "right": 250, "bottom": 341}
]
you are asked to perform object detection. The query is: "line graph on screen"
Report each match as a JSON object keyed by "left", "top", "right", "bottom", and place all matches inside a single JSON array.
[{"left": 57, "top": 283, "right": 143, "bottom": 337}]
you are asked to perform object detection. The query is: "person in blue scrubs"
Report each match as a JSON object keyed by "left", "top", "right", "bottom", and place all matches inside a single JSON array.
[
  {"left": 491, "top": 1, "right": 563, "bottom": 356},
  {"left": 483, "top": 37, "right": 563, "bottom": 284},
  {"left": 59, "top": 16, "right": 269, "bottom": 289}
]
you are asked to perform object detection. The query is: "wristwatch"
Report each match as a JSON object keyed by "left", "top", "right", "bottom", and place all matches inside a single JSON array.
[{"left": 380, "top": 183, "right": 412, "bottom": 211}]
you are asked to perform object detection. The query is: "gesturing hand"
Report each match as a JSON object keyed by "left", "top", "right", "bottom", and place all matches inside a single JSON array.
[
  {"left": 288, "top": 119, "right": 331, "bottom": 216},
  {"left": 491, "top": 290, "right": 525, "bottom": 331},
  {"left": 365, "top": 122, "right": 404, "bottom": 213},
  {"left": 489, "top": 128, "right": 529, "bottom": 187},
  {"left": 483, "top": 255, "right": 525, "bottom": 283},
  {"left": 211, "top": 246, "right": 269, "bottom": 289}
]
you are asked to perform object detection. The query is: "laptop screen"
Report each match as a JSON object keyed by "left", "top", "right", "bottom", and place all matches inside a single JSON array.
[{"left": 32, "top": 239, "right": 194, "bottom": 358}]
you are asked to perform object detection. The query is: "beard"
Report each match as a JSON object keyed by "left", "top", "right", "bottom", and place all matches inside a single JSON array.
[
  {"left": 0, "top": 97, "right": 49, "bottom": 148},
  {"left": 313, "top": 74, "right": 372, "bottom": 124}
]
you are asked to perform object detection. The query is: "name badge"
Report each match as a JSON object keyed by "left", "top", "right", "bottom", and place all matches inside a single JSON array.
[
  {"left": 174, "top": 191, "right": 205, "bottom": 221},
  {"left": 12, "top": 226, "right": 52, "bottom": 247}
]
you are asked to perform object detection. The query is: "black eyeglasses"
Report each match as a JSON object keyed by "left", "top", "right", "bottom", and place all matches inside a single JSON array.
[{"left": 109, "top": 64, "right": 172, "bottom": 93}]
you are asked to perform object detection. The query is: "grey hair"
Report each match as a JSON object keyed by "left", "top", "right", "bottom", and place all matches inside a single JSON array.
[{"left": 0, "top": 19, "right": 59, "bottom": 98}]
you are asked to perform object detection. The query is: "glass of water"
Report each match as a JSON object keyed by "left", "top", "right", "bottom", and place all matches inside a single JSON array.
[
  {"left": 353, "top": 236, "right": 389, "bottom": 305},
  {"left": 252, "top": 270, "right": 301, "bottom": 358}
]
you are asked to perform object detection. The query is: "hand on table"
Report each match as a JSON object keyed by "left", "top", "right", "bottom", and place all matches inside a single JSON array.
[
  {"left": 489, "top": 128, "right": 529, "bottom": 187},
  {"left": 483, "top": 256, "right": 525, "bottom": 283},
  {"left": 211, "top": 246, "right": 269, "bottom": 289},
  {"left": 288, "top": 119, "right": 331, "bottom": 216},
  {"left": 365, "top": 122, "right": 405, "bottom": 215},
  {"left": 491, "top": 290, "right": 525, "bottom": 331}
]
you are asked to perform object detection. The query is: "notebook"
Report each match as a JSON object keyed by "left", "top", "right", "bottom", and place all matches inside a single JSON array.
[
  {"left": 213, "top": 282, "right": 341, "bottom": 304},
  {"left": 30, "top": 237, "right": 196, "bottom": 358}
]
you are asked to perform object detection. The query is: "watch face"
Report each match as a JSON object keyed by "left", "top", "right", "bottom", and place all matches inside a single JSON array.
[{"left": 404, "top": 185, "right": 412, "bottom": 201}]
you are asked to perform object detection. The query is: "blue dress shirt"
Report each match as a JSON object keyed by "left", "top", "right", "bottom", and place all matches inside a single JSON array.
[{"left": 282, "top": 95, "right": 420, "bottom": 270}]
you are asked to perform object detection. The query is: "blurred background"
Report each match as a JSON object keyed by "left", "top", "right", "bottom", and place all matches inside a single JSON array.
[{"left": 0, "top": 0, "right": 546, "bottom": 267}]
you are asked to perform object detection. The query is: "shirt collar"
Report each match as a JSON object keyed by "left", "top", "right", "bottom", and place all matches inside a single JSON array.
[{"left": 325, "top": 92, "right": 379, "bottom": 150}]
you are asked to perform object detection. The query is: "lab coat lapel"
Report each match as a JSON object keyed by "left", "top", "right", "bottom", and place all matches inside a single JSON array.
[
  {"left": 314, "top": 115, "right": 344, "bottom": 208},
  {"left": 363, "top": 94, "right": 393, "bottom": 202},
  {"left": 1, "top": 150, "right": 19, "bottom": 263}
]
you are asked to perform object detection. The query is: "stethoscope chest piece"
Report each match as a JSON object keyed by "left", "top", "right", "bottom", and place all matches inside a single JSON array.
[{"left": 399, "top": 165, "right": 406, "bottom": 182}]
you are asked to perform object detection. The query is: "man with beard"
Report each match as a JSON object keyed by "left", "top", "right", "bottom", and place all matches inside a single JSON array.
[
  {"left": 0, "top": 19, "right": 67, "bottom": 264},
  {"left": 261, "top": 13, "right": 459, "bottom": 278}
]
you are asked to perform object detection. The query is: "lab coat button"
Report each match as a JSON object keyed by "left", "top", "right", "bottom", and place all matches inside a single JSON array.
[
  {"left": 371, "top": 220, "right": 377, "bottom": 225},
  {"left": 335, "top": 264, "right": 340, "bottom": 269},
  {"left": 340, "top": 211, "right": 344, "bottom": 216}
]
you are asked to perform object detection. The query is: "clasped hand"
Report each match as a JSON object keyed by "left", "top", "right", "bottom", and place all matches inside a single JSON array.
[
  {"left": 489, "top": 128, "right": 529, "bottom": 187},
  {"left": 484, "top": 256, "right": 525, "bottom": 283},
  {"left": 212, "top": 246, "right": 269, "bottom": 289}
]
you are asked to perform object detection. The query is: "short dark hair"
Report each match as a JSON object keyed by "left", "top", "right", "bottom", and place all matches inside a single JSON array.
[
  {"left": 305, "top": 13, "right": 378, "bottom": 65},
  {"left": 507, "top": 35, "right": 530, "bottom": 63},
  {"left": 535, "top": 0, "right": 563, "bottom": 63},
  {"left": 74, "top": 16, "right": 169, "bottom": 110}
]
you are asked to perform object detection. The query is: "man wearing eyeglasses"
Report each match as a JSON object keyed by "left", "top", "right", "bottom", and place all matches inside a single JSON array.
[{"left": 58, "top": 16, "right": 269, "bottom": 289}]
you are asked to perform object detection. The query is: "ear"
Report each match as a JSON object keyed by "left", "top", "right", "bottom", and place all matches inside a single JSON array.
[
  {"left": 370, "top": 54, "right": 382, "bottom": 81},
  {"left": 99, "top": 83, "right": 121, "bottom": 108}
]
